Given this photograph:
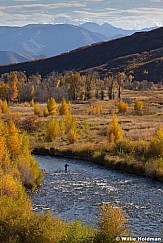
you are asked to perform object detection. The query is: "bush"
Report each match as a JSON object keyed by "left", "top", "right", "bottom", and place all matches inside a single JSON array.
[
  {"left": 30, "top": 99, "right": 35, "bottom": 107},
  {"left": 134, "top": 99, "right": 143, "bottom": 113},
  {"left": 34, "top": 103, "right": 42, "bottom": 116},
  {"left": 97, "top": 203, "right": 128, "bottom": 240},
  {"left": 44, "top": 120, "right": 60, "bottom": 142},
  {"left": 118, "top": 101, "right": 128, "bottom": 113},
  {"left": 147, "top": 127, "right": 163, "bottom": 158},
  {"left": 43, "top": 107, "right": 49, "bottom": 117},
  {"left": 67, "top": 129, "right": 78, "bottom": 144}
]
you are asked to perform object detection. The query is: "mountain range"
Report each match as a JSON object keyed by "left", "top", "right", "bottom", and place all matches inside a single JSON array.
[
  {"left": 80, "top": 22, "right": 155, "bottom": 39},
  {"left": 0, "top": 24, "right": 106, "bottom": 61},
  {"left": 0, "top": 26, "right": 163, "bottom": 83},
  {"left": 0, "top": 23, "right": 156, "bottom": 65}
]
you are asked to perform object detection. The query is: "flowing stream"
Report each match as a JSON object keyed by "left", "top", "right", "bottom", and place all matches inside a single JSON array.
[{"left": 32, "top": 155, "right": 163, "bottom": 238}]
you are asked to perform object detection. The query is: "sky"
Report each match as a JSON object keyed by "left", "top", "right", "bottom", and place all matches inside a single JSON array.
[{"left": 0, "top": 0, "right": 163, "bottom": 29}]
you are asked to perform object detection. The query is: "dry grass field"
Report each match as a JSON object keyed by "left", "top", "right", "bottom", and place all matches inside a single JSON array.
[{"left": 6, "top": 88, "right": 163, "bottom": 147}]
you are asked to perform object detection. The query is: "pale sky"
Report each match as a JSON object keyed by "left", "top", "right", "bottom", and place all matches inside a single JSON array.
[{"left": 0, "top": 0, "right": 163, "bottom": 29}]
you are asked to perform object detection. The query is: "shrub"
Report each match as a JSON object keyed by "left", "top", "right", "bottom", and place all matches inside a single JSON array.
[
  {"left": 44, "top": 120, "right": 60, "bottom": 142},
  {"left": 147, "top": 127, "right": 163, "bottom": 158},
  {"left": 87, "top": 104, "right": 103, "bottom": 115},
  {"left": 67, "top": 129, "right": 78, "bottom": 144},
  {"left": 118, "top": 101, "right": 128, "bottom": 113},
  {"left": 34, "top": 103, "right": 42, "bottom": 116},
  {"left": 97, "top": 203, "right": 128, "bottom": 239},
  {"left": 134, "top": 99, "right": 143, "bottom": 112},
  {"left": 30, "top": 99, "right": 35, "bottom": 107},
  {"left": 43, "top": 107, "right": 49, "bottom": 117}
]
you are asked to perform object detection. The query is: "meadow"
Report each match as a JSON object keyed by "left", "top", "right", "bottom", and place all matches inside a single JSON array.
[{"left": 3, "top": 88, "right": 163, "bottom": 181}]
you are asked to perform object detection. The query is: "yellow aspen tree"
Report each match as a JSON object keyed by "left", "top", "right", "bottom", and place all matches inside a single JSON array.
[
  {"left": 47, "top": 98, "right": 57, "bottom": 115},
  {"left": 98, "top": 203, "right": 128, "bottom": 237},
  {"left": 1, "top": 100, "right": 8, "bottom": 113},
  {"left": 0, "top": 81, "right": 9, "bottom": 100},
  {"left": 9, "top": 72, "right": 19, "bottom": 102},
  {"left": 108, "top": 114, "right": 123, "bottom": 143},
  {"left": 59, "top": 98, "right": 70, "bottom": 115},
  {"left": 6, "top": 122, "right": 21, "bottom": 159}
]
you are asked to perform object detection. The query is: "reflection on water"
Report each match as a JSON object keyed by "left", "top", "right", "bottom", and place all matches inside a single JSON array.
[{"left": 32, "top": 155, "right": 163, "bottom": 237}]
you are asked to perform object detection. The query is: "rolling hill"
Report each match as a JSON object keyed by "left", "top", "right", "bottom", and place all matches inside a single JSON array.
[
  {"left": 0, "top": 51, "right": 32, "bottom": 65},
  {"left": 0, "top": 27, "right": 163, "bottom": 82}
]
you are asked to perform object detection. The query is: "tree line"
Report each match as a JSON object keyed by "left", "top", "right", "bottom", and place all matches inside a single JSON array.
[{"left": 0, "top": 70, "right": 158, "bottom": 103}]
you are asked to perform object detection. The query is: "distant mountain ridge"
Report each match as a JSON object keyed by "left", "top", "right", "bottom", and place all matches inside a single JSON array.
[
  {"left": 0, "top": 51, "right": 31, "bottom": 65},
  {"left": 0, "top": 27, "right": 163, "bottom": 82},
  {"left": 0, "top": 24, "right": 106, "bottom": 59},
  {"left": 80, "top": 22, "right": 157, "bottom": 39}
]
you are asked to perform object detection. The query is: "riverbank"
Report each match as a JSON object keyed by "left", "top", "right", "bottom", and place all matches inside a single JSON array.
[{"left": 32, "top": 145, "right": 163, "bottom": 182}]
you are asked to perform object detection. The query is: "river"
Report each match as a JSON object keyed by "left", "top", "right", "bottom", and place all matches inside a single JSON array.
[{"left": 32, "top": 155, "right": 163, "bottom": 238}]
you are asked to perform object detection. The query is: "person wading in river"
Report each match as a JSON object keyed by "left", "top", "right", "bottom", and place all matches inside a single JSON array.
[{"left": 64, "top": 163, "right": 69, "bottom": 173}]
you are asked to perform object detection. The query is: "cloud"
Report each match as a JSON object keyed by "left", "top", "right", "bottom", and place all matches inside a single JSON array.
[{"left": 0, "top": 0, "right": 163, "bottom": 28}]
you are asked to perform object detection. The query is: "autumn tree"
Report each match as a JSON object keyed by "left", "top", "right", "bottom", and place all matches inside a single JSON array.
[
  {"left": 1, "top": 100, "right": 9, "bottom": 113},
  {"left": 0, "top": 81, "right": 9, "bottom": 100},
  {"left": 117, "top": 72, "right": 126, "bottom": 100},
  {"left": 59, "top": 98, "right": 70, "bottom": 115},
  {"left": 97, "top": 203, "right": 128, "bottom": 240},
  {"left": 9, "top": 72, "right": 19, "bottom": 102},
  {"left": 104, "top": 75, "right": 115, "bottom": 100},
  {"left": 108, "top": 114, "right": 123, "bottom": 143},
  {"left": 85, "top": 75, "right": 95, "bottom": 100},
  {"left": 6, "top": 122, "right": 21, "bottom": 159},
  {"left": 47, "top": 98, "right": 57, "bottom": 115},
  {"left": 64, "top": 71, "right": 83, "bottom": 100}
]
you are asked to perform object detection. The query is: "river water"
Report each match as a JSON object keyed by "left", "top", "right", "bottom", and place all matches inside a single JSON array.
[{"left": 32, "top": 155, "right": 163, "bottom": 238}]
